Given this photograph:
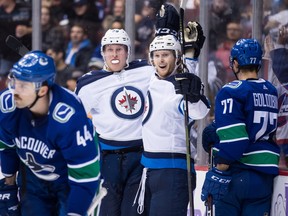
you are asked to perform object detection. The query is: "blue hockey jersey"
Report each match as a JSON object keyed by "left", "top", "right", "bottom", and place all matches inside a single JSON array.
[
  {"left": 214, "top": 78, "right": 280, "bottom": 175},
  {"left": 0, "top": 85, "right": 100, "bottom": 215}
]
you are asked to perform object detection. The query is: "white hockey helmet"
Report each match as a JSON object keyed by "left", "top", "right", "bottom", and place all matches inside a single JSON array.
[
  {"left": 101, "top": 29, "right": 131, "bottom": 66},
  {"left": 149, "top": 35, "right": 181, "bottom": 59}
]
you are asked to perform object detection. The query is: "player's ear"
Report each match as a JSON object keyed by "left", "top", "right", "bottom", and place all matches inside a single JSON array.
[{"left": 38, "top": 85, "right": 49, "bottom": 97}]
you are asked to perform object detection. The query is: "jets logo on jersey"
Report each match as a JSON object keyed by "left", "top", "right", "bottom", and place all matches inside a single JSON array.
[
  {"left": 0, "top": 90, "right": 15, "bottom": 113},
  {"left": 111, "top": 86, "right": 144, "bottom": 119},
  {"left": 142, "top": 90, "right": 152, "bottom": 125}
]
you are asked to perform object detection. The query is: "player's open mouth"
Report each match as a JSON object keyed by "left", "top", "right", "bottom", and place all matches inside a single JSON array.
[{"left": 111, "top": 59, "right": 120, "bottom": 64}]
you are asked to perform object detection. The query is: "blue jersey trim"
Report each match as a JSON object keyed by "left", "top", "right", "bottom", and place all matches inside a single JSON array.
[
  {"left": 99, "top": 138, "right": 143, "bottom": 150},
  {"left": 141, "top": 151, "right": 195, "bottom": 173}
]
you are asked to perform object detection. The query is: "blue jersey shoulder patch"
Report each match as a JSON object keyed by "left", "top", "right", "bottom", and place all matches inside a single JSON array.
[
  {"left": 223, "top": 80, "right": 243, "bottom": 89},
  {"left": 0, "top": 90, "right": 16, "bottom": 113},
  {"left": 52, "top": 102, "right": 75, "bottom": 123}
]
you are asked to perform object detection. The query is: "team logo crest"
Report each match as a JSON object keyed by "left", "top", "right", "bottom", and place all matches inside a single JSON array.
[
  {"left": 19, "top": 53, "right": 49, "bottom": 68},
  {"left": 111, "top": 86, "right": 144, "bottom": 119},
  {"left": 0, "top": 90, "right": 15, "bottom": 113},
  {"left": 142, "top": 91, "right": 152, "bottom": 125}
]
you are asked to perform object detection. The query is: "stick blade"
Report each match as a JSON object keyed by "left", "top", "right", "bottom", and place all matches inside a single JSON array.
[{"left": 5, "top": 35, "right": 30, "bottom": 57}]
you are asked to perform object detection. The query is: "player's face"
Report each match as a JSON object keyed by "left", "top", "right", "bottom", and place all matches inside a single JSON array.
[
  {"left": 103, "top": 44, "right": 128, "bottom": 72},
  {"left": 152, "top": 50, "right": 176, "bottom": 78},
  {"left": 8, "top": 77, "right": 38, "bottom": 108}
]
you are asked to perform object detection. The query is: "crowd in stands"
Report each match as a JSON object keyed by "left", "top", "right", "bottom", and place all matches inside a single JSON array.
[{"left": 0, "top": 0, "right": 287, "bottom": 94}]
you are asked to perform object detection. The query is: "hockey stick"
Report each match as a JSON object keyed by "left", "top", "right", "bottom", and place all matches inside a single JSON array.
[
  {"left": 5, "top": 35, "right": 30, "bottom": 57},
  {"left": 206, "top": 148, "right": 214, "bottom": 216},
  {"left": 178, "top": 1, "right": 194, "bottom": 216}
]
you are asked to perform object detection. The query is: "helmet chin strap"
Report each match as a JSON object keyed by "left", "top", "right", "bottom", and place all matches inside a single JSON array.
[
  {"left": 233, "top": 68, "right": 240, "bottom": 80},
  {"left": 27, "top": 91, "right": 41, "bottom": 110}
]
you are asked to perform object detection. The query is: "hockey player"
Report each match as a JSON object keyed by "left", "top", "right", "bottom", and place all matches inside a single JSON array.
[
  {"left": 0, "top": 51, "right": 100, "bottom": 216},
  {"left": 133, "top": 21, "right": 210, "bottom": 215},
  {"left": 75, "top": 29, "right": 155, "bottom": 215},
  {"left": 201, "top": 38, "right": 280, "bottom": 215}
]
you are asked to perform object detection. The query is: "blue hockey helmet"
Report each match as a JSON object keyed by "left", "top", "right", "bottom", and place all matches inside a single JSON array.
[
  {"left": 229, "top": 38, "right": 263, "bottom": 69},
  {"left": 11, "top": 50, "right": 56, "bottom": 86}
]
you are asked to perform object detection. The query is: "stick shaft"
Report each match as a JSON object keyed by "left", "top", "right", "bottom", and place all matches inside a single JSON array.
[{"left": 179, "top": 1, "right": 194, "bottom": 216}]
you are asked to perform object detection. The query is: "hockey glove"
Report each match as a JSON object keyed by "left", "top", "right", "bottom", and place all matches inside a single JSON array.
[
  {"left": 155, "top": 3, "right": 180, "bottom": 38},
  {"left": 0, "top": 178, "right": 20, "bottom": 216},
  {"left": 174, "top": 73, "right": 202, "bottom": 103},
  {"left": 184, "top": 21, "right": 206, "bottom": 58},
  {"left": 202, "top": 121, "right": 219, "bottom": 153},
  {"left": 201, "top": 167, "right": 231, "bottom": 204}
]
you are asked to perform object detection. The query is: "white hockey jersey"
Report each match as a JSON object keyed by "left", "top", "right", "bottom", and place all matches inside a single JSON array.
[
  {"left": 75, "top": 60, "right": 155, "bottom": 150},
  {"left": 141, "top": 59, "right": 210, "bottom": 170}
]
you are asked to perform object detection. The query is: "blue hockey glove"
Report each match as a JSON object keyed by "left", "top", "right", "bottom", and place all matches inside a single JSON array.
[
  {"left": 155, "top": 3, "right": 179, "bottom": 38},
  {"left": 0, "top": 178, "right": 20, "bottom": 216},
  {"left": 202, "top": 121, "right": 219, "bottom": 153},
  {"left": 201, "top": 167, "right": 231, "bottom": 204},
  {"left": 174, "top": 73, "right": 202, "bottom": 103}
]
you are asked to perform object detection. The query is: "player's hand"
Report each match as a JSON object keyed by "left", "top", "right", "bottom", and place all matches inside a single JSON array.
[
  {"left": 174, "top": 73, "right": 202, "bottom": 103},
  {"left": 155, "top": 3, "right": 179, "bottom": 37},
  {"left": 0, "top": 178, "right": 20, "bottom": 216},
  {"left": 201, "top": 167, "right": 232, "bottom": 204},
  {"left": 202, "top": 121, "right": 219, "bottom": 153},
  {"left": 184, "top": 21, "right": 206, "bottom": 58}
]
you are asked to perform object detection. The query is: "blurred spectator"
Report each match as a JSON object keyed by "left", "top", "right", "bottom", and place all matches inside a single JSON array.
[
  {"left": 208, "top": 0, "right": 239, "bottom": 51},
  {"left": 87, "top": 57, "right": 104, "bottom": 71},
  {"left": 65, "top": 22, "right": 94, "bottom": 72},
  {"left": 264, "top": 0, "right": 288, "bottom": 36},
  {"left": 266, "top": 26, "right": 288, "bottom": 169},
  {"left": 102, "top": 0, "right": 125, "bottom": 31},
  {"left": 41, "top": 5, "right": 66, "bottom": 52},
  {"left": 214, "top": 20, "right": 243, "bottom": 83},
  {"left": 135, "top": 0, "right": 161, "bottom": 59},
  {"left": 68, "top": 0, "right": 103, "bottom": 46},
  {"left": 111, "top": 17, "right": 124, "bottom": 29},
  {"left": 0, "top": 0, "right": 32, "bottom": 76},
  {"left": 46, "top": 45, "right": 75, "bottom": 88},
  {"left": 66, "top": 70, "right": 84, "bottom": 91},
  {"left": 49, "top": 0, "right": 72, "bottom": 24}
]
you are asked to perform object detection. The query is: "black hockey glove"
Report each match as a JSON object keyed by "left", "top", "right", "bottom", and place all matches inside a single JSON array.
[
  {"left": 184, "top": 21, "right": 206, "bottom": 58},
  {"left": 0, "top": 178, "right": 20, "bottom": 216},
  {"left": 155, "top": 3, "right": 180, "bottom": 38},
  {"left": 202, "top": 121, "right": 219, "bottom": 153},
  {"left": 174, "top": 73, "right": 202, "bottom": 103}
]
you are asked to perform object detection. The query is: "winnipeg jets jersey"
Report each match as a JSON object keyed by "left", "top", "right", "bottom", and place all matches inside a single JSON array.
[
  {"left": 75, "top": 60, "right": 155, "bottom": 150},
  {"left": 0, "top": 85, "right": 100, "bottom": 214},
  {"left": 214, "top": 79, "right": 280, "bottom": 175},
  {"left": 141, "top": 59, "right": 210, "bottom": 171}
]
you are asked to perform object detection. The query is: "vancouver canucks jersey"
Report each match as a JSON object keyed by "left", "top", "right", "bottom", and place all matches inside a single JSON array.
[
  {"left": 214, "top": 79, "right": 280, "bottom": 175},
  {"left": 141, "top": 59, "right": 210, "bottom": 171},
  {"left": 0, "top": 85, "right": 100, "bottom": 214},
  {"left": 75, "top": 60, "right": 154, "bottom": 150}
]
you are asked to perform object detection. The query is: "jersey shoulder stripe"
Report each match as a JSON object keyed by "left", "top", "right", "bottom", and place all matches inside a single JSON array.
[{"left": 75, "top": 70, "right": 112, "bottom": 94}]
